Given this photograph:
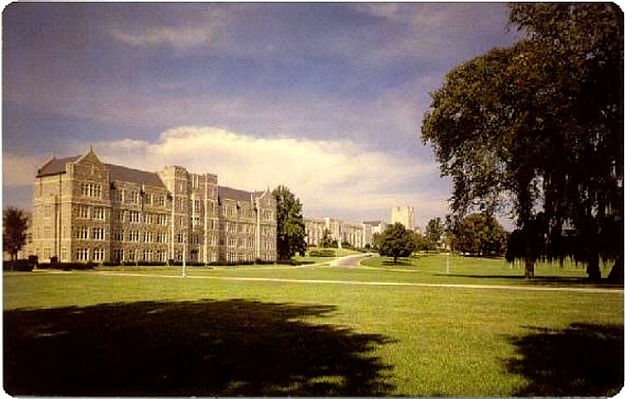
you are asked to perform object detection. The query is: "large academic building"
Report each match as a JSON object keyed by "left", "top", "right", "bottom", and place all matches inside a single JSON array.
[{"left": 29, "top": 148, "right": 277, "bottom": 264}]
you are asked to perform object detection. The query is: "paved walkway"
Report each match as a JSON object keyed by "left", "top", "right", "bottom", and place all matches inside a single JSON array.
[{"left": 34, "top": 269, "right": 624, "bottom": 294}]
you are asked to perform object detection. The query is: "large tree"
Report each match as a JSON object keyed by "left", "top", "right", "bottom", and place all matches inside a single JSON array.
[
  {"left": 453, "top": 213, "right": 507, "bottom": 257},
  {"left": 377, "top": 223, "right": 416, "bottom": 264},
  {"left": 272, "top": 185, "right": 307, "bottom": 261},
  {"left": 422, "top": 4, "right": 622, "bottom": 280},
  {"left": 3, "top": 207, "right": 29, "bottom": 261}
]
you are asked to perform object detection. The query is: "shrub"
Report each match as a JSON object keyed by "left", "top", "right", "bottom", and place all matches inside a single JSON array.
[{"left": 4, "top": 260, "right": 35, "bottom": 272}]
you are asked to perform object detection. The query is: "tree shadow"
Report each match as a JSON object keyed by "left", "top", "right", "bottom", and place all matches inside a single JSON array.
[
  {"left": 435, "top": 274, "right": 622, "bottom": 287},
  {"left": 4, "top": 299, "right": 395, "bottom": 396},
  {"left": 504, "top": 323, "right": 624, "bottom": 396}
]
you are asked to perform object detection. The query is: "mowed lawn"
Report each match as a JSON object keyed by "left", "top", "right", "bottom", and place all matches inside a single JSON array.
[{"left": 3, "top": 255, "right": 623, "bottom": 396}]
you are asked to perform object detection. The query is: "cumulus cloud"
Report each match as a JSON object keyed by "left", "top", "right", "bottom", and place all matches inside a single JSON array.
[{"left": 87, "top": 126, "right": 446, "bottom": 223}]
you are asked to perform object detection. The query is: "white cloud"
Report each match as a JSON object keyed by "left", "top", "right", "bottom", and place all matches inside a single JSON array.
[
  {"left": 89, "top": 126, "right": 446, "bottom": 222},
  {"left": 110, "top": 26, "right": 216, "bottom": 48}
]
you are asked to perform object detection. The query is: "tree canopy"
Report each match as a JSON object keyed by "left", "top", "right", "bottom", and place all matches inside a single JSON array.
[
  {"left": 272, "top": 186, "right": 307, "bottom": 261},
  {"left": 3, "top": 207, "right": 29, "bottom": 261},
  {"left": 452, "top": 213, "right": 507, "bottom": 257},
  {"left": 425, "top": 217, "right": 444, "bottom": 249},
  {"left": 377, "top": 223, "right": 416, "bottom": 264},
  {"left": 422, "top": 4, "right": 623, "bottom": 280}
]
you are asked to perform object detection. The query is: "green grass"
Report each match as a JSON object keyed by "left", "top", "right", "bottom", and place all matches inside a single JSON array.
[{"left": 4, "top": 255, "right": 623, "bottom": 396}]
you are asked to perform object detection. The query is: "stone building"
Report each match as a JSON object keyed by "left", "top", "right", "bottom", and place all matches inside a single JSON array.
[
  {"left": 391, "top": 205, "right": 415, "bottom": 231},
  {"left": 30, "top": 148, "right": 277, "bottom": 264},
  {"left": 362, "top": 220, "right": 388, "bottom": 246},
  {"left": 303, "top": 217, "right": 366, "bottom": 248}
]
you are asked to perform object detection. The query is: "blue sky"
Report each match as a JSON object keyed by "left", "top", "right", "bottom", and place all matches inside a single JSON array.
[{"left": 2, "top": 3, "right": 521, "bottom": 228}]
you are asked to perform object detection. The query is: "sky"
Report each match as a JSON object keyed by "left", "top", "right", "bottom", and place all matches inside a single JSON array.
[{"left": 2, "top": 3, "right": 521, "bottom": 229}]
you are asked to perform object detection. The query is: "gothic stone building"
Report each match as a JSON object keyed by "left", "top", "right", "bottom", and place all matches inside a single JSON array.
[{"left": 30, "top": 148, "right": 277, "bottom": 264}]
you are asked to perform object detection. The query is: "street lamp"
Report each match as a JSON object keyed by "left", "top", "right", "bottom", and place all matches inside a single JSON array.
[{"left": 182, "top": 233, "right": 187, "bottom": 278}]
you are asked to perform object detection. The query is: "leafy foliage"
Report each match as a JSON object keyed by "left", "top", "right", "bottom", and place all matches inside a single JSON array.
[
  {"left": 425, "top": 218, "right": 444, "bottom": 249},
  {"left": 272, "top": 186, "right": 307, "bottom": 261},
  {"left": 3, "top": 207, "right": 29, "bottom": 261},
  {"left": 318, "top": 228, "right": 337, "bottom": 248},
  {"left": 452, "top": 213, "right": 507, "bottom": 257},
  {"left": 422, "top": 4, "right": 623, "bottom": 279},
  {"left": 377, "top": 223, "right": 416, "bottom": 264}
]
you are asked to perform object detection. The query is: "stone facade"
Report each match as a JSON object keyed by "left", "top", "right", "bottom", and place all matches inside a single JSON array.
[
  {"left": 303, "top": 217, "right": 366, "bottom": 248},
  {"left": 391, "top": 206, "right": 415, "bottom": 231},
  {"left": 30, "top": 148, "right": 277, "bottom": 263}
]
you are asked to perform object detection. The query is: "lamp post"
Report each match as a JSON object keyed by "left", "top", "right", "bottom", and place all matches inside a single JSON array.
[{"left": 182, "top": 233, "right": 187, "bottom": 278}]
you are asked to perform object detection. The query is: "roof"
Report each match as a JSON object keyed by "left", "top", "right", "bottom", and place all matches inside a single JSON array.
[
  {"left": 105, "top": 164, "right": 165, "bottom": 188},
  {"left": 35, "top": 154, "right": 165, "bottom": 188},
  {"left": 36, "top": 156, "right": 80, "bottom": 177},
  {"left": 218, "top": 186, "right": 254, "bottom": 202},
  {"left": 363, "top": 220, "right": 383, "bottom": 225}
]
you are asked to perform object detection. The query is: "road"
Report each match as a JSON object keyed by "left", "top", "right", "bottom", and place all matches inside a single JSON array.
[{"left": 335, "top": 253, "right": 375, "bottom": 267}]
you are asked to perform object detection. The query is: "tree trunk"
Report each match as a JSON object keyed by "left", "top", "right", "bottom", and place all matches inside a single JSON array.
[
  {"left": 524, "top": 258, "right": 535, "bottom": 279},
  {"left": 393, "top": 256, "right": 397, "bottom": 264},
  {"left": 586, "top": 255, "right": 602, "bottom": 282}
]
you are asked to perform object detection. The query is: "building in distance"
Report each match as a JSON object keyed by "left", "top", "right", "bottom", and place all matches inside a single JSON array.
[{"left": 391, "top": 205, "right": 415, "bottom": 231}]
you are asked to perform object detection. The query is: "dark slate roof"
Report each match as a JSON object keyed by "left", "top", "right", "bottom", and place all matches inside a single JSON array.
[
  {"left": 363, "top": 220, "right": 383, "bottom": 225},
  {"left": 37, "top": 156, "right": 80, "bottom": 177},
  {"left": 105, "top": 164, "right": 165, "bottom": 188},
  {"left": 218, "top": 186, "right": 254, "bottom": 202}
]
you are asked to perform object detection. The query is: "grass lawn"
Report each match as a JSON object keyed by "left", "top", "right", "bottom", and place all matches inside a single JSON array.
[{"left": 3, "top": 255, "right": 623, "bottom": 396}]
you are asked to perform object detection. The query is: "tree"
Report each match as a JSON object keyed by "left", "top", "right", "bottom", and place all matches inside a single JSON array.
[
  {"left": 377, "top": 223, "right": 416, "bottom": 264},
  {"left": 422, "top": 4, "right": 622, "bottom": 280},
  {"left": 3, "top": 207, "right": 29, "bottom": 261},
  {"left": 318, "top": 228, "right": 336, "bottom": 248},
  {"left": 425, "top": 218, "right": 444, "bottom": 249},
  {"left": 454, "top": 213, "right": 507, "bottom": 257},
  {"left": 272, "top": 186, "right": 306, "bottom": 261},
  {"left": 413, "top": 231, "right": 434, "bottom": 252}
]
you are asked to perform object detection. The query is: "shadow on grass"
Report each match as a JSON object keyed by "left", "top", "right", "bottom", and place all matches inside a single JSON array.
[
  {"left": 4, "top": 299, "right": 395, "bottom": 396},
  {"left": 381, "top": 259, "right": 413, "bottom": 266},
  {"left": 434, "top": 274, "right": 622, "bottom": 287},
  {"left": 504, "top": 323, "right": 624, "bottom": 396}
]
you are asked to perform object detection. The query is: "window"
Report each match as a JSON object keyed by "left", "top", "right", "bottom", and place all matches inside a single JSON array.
[
  {"left": 143, "top": 250, "right": 152, "bottom": 262},
  {"left": 145, "top": 193, "right": 153, "bottom": 205},
  {"left": 61, "top": 248, "right": 68, "bottom": 261},
  {"left": 193, "top": 200, "right": 201, "bottom": 213},
  {"left": 126, "top": 191, "right": 139, "bottom": 203},
  {"left": 128, "top": 230, "right": 140, "bottom": 242},
  {"left": 77, "top": 205, "right": 89, "bottom": 218},
  {"left": 92, "top": 207, "right": 105, "bottom": 220},
  {"left": 76, "top": 227, "right": 89, "bottom": 240},
  {"left": 144, "top": 213, "right": 153, "bottom": 224},
  {"left": 81, "top": 183, "right": 101, "bottom": 198},
  {"left": 93, "top": 248, "right": 105, "bottom": 262},
  {"left": 112, "top": 230, "right": 124, "bottom": 241},
  {"left": 228, "top": 237, "right": 236, "bottom": 247},
  {"left": 128, "top": 211, "right": 140, "bottom": 223},
  {"left": 76, "top": 248, "right": 89, "bottom": 262},
  {"left": 157, "top": 195, "right": 165, "bottom": 207},
  {"left": 144, "top": 231, "right": 153, "bottom": 243},
  {"left": 92, "top": 228, "right": 105, "bottom": 240},
  {"left": 157, "top": 233, "right": 168, "bottom": 243}
]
